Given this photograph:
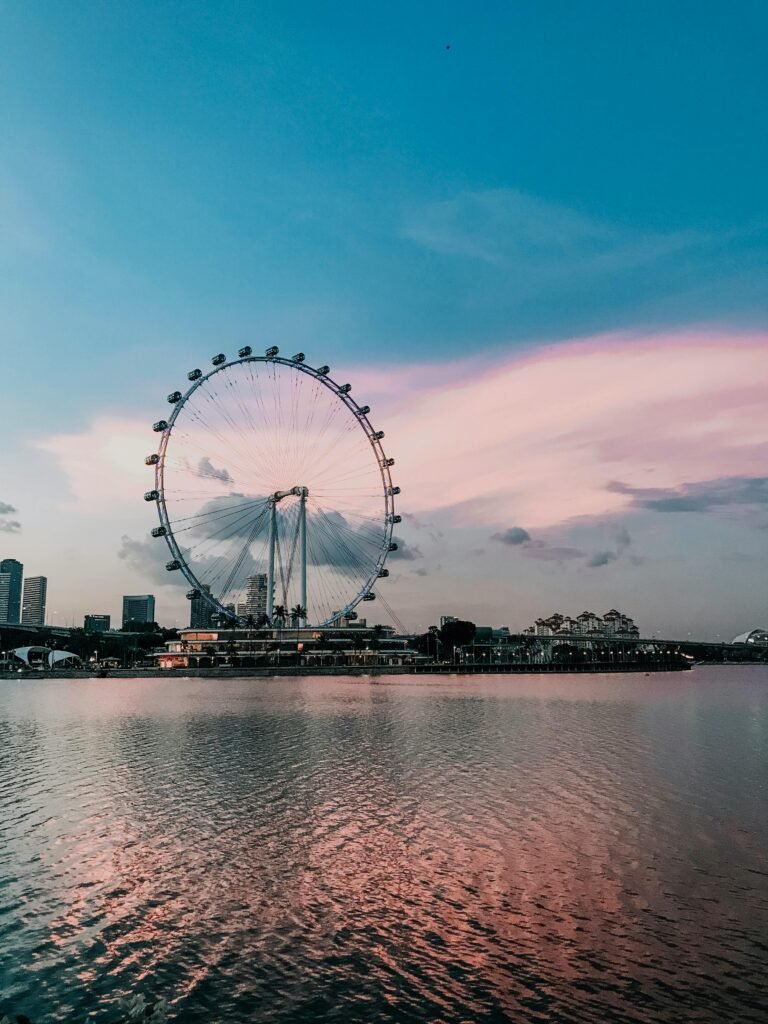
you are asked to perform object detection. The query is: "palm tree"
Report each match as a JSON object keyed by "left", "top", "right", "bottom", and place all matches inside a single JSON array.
[
  {"left": 290, "top": 605, "right": 307, "bottom": 660},
  {"left": 371, "top": 623, "right": 384, "bottom": 663}
]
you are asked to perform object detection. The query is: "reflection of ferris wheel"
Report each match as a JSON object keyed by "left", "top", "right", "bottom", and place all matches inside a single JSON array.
[{"left": 143, "top": 346, "right": 400, "bottom": 627}]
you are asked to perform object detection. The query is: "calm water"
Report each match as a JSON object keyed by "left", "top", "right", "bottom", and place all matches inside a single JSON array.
[{"left": 1, "top": 667, "right": 767, "bottom": 1023}]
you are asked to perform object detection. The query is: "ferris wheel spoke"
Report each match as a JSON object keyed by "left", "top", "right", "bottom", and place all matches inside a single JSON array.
[
  {"left": 165, "top": 494, "right": 269, "bottom": 528},
  {"left": 309, "top": 501, "right": 381, "bottom": 581},
  {"left": 215, "top": 507, "right": 270, "bottom": 603},
  {"left": 184, "top": 507, "right": 271, "bottom": 558},
  {"left": 197, "top": 385, "right": 279, "bottom": 484}
]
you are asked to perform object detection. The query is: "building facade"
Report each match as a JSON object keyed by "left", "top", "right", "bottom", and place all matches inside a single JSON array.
[
  {"left": 0, "top": 559, "right": 23, "bottom": 624},
  {"left": 190, "top": 585, "right": 214, "bottom": 629},
  {"left": 122, "top": 594, "right": 155, "bottom": 628},
  {"left": 527, "top": 609, "right": 639, "bottom": 638},
  {"left": 21, "top": 576, "right": 47, "bottom": 627},
  {"left": 0, "top": 574, "right": 11, "bottom": 624},
  {"left": 243, "top": 574, "right": 268, "bottom": 621},
  {"left": 84, "top": 614, "right": 111, "bottom": 633}
]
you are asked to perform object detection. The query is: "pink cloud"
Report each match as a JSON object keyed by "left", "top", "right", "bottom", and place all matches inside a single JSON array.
[
  {"left": 351, "top": 329, "right": 768, "bottom": 528},
  {"left": 34, "top": 331, "right": 768, "bottom": 536}
]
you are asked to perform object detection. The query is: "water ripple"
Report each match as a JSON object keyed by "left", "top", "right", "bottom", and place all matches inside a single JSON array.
[{"left": 1, "top": 668, "right": 767, "bottom": 1022}]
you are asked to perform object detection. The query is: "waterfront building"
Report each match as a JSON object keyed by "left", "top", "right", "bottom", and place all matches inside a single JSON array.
[
  {"left": 190, "top": 585, "right": 214, "bottom": 629},
  {"left": 154, "top": 622, "right": 421, "bottom": 670},
  {"left": 0, "top": 559, "right": 23, "bottom": 623},
  {"left": 601, "top": 610, "right": 639, "bottom": 637},
  {"left": 84, "top": 614, "right": 111, "bottom": 633},
  {"left": 21, "top": 576, "right": 47, "bottom": 626},
  {"left": 122, "top": 594, "right": 155, "bottom": 628},
  {"left": 731, "top": 628, "right": 768, "bottom": 646},
  {"left": 576, "top": 611, "right": 602, "bottom": 635},
  {"left": 527, "top": 609, "right": 640, "bottom": 638}
]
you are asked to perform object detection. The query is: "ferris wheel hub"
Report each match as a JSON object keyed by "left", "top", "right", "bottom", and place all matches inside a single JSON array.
[{"left": 270, "top": 486, "right": 309, "bottom": 503}]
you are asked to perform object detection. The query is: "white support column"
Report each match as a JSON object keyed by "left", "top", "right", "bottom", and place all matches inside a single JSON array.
[
  {"left": 267, "top": 499, "right": 276, "bottom": 622},
  {"left": 300, "top": 489, "right": 307, "bottom": 625}
]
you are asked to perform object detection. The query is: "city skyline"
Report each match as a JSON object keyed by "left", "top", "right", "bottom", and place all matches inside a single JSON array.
[{"left": 0, "top": 2, "right": 766, "bottom": 638}]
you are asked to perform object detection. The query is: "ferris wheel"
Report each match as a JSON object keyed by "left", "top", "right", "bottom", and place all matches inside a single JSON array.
[{"left": 143, "top": 346, "right": 400, "bottom": 627}]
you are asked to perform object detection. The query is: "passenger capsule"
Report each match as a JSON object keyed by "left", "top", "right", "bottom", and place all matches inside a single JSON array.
[
  {"left": 166, "top": 559, "right": 181, "bottom": 571},
  {"left": 363, "top": 592, "right": 376, "bottom": 601},
  {"left": 186, "top": 589, "right": 200, "bottom": 600},
  {"left": 388, "top": 485, "right": 400, "bottom": 496},
  {"left": 212, "top": 353, "right": 226, "bottom": 366},
  {"left": 153, "top": 420, "right": 168, "bottom": 432},
  {"left": 316, "top": 365, "right": 330, "bottom": 375},
  {"left": 388, "top": 542, "right": 398, "bottom": 552},
  {"left": 238, "top": 345, "right": 252, "bottom": 358},
  {"left": 291, "top": 352, "right": 305, "bottom": 363},
  {"left": 145, "top": 454, "right": 159, "bottom": 466},
  {"left": 357, "top": 405, "right": 370, "bottom": 416},
  {"left": 378, "top": 568, "right": 390, "bottom": 578},
  {"left": 347, "top": 611, "right": 358, "bottom": 620},
  {"left": 372, "top": 430, "right": 385, "bottom": 441},
  {"left": 167, "top": 391, "right": 182, "bottom": 404},
  {"left": 187, "top": 368, "right": 202, "bottom": 381},
  {"left": 151, "top": 525, "right": 167, "bottom": 538},
  {"left": 383, "top": 457, "right": 395, "bottom": 467},
  {"left": 144, "top": 490, "right": 159, "bottom": 502},
  {"left": 338, "top": 383, "right": 351, "bottom": 394},
  {"left": 265, "top": 346, "right": 279, "bottom": 358},
  {"left": 389, "top": 514, "right": 402, "bottom": 524}
]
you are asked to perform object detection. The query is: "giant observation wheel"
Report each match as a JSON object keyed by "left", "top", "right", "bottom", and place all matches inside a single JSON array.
[{"left": 143, "top": 346, "right": 400, "bottom": 627}]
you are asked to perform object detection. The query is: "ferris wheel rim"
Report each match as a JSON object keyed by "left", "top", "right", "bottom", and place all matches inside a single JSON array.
[{"left": 148, "top": 353, "right": 397, "bottom": 627}]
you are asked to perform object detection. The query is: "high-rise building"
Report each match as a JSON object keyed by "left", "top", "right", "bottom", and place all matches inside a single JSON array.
[
  {"left": 190, "top": 586, "right": 214, "bottom": 629},
  {"left": 243, "top": 573, "right": 268, "bottom": 621},
  {"left": 21, "top": 576, "right": 47, "bottom": 627},
  {"left": 84, "top": 614, "right": 111, "bottom": 633},
  {"left": 122, "top": 594, "right": 155, "bottom": 629},
  {"left": 0, "top": 558, "right": 23, "bottom": 624},
  {"left": 0, "top": 574, "right": 11, "bottom": 624}
]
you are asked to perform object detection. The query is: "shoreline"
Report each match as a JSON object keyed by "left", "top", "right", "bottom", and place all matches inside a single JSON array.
[{"left": 0, "top": 660, "right": 696, "bottom": 680}]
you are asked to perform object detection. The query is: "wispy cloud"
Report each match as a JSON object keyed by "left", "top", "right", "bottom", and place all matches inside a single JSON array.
[
  {"left": 608, "top": 476, "right": 768, "bottom": 512},
  {"left": 34, "top": 331, "right": 768, "bottom": 540},
  {"left": 523, "top": 543, "right": 585, "bottom": 563},
  {"left": 491, "top": 527, "right": 531, "bottom": 546},
  {"left": 389, "top": 537, "right": 423, "bottom": 561},
  {"left": 490, "top": 522, "right": 637, "bottom": 571},
  {"left": 0, "top": 500, "right": 21, "bottom": 533},
  {"left": 586, "top": 550, "right": 617, "bottom": 567},
  {"left": 402, "top": 188, "right": 701, "bottom": 274},
  {"left": 117, "top": 534, "right": 189, "bottom": 588},
  {"left": 196, "top": 456, "right": 234, "bottom": 484},
  {"left": 358, "top": 330, "right": 768, "bottom": 531}
]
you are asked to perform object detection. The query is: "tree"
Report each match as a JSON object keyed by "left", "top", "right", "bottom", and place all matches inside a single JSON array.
[{"left": 438, "top": 619, "right": 476, "bottom": 653}]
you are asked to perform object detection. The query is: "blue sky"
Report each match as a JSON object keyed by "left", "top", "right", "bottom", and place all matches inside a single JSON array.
[{"left": 0, "top": 1, "right": 766, "bottom": 634}]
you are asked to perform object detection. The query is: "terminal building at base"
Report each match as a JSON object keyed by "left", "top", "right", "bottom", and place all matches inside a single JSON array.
[{"left": 154, "top": 619, "right": 425, "bottom": 670}]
